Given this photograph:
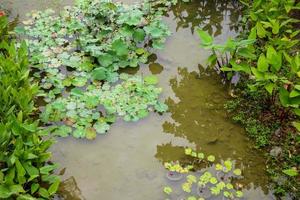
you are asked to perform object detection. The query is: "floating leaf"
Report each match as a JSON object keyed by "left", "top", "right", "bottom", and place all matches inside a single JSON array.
[
  {"left": 233, "top": 168, "right": 242, "bottom": 176},
  {"left": 185, "top": 148, "right": 192, "bottom": 155},
  {"left": 207, "top": 155, "right": 215, "bottom": 162},
  {"left": 92, "top": 68, "right": 106, "bottom": 81},
  {"left": 198, "top": 152, "right": 205, "bottom": 159},
  {"left": 144, "top": 75, "right": 158, "bottom": 85},
  {"left": 236, "top": 191, "right": 244, "bottom": 198},
  {"left": 93, "top": 122, "right": 110, "bottom": 134},
  {"left": 112, "top": 39, "right": 129, "bottom": 56},
  {"left": 85, "top": 128, "right": 97, "bottom": 140},
  {"left": 210, "top": 177, "right": 218, "bottom": 184},
  {"left": 163, "top": 186, "right": 172, "bottom": 195},
  {"left": 53, "top": 126, "right": 72, "bottom": 137}
]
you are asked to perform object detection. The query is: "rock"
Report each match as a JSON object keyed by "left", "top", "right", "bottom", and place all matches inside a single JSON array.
[
  {"left": 274, "top": 128, "right": 281, "bottom": 137},
  {"left": 270, "top": 146, "right": 282, "bottom": 157}
]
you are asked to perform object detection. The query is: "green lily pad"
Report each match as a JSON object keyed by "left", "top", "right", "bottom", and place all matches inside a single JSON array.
[
  {"left": 92, "top": 68, "right": 106, "bottom": 81},
  {"left": 53, "top": 125, "right": 72, "bottom": 137},
  {"left": 85, "top": 128, "right": 97, "bottom": 140},
  {"left": 112, "top": 39, "right": 128, "bottom": 56},
  {"left": 207, "top": 155, "right": 215, "bottom": 162},
  {"left": 93, "top": 121, "right": 110, "bottom": 134},
  {"left": 144, "top": 75, "right": 158, "bottom": 85}
]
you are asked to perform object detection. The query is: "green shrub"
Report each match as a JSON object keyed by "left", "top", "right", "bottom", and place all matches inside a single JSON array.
[
  {"left": 198, "top": 0, "right": 300, "bottom": 198},
  {"left": 0, "top": 16, "right": 59, "bottom": 199}
]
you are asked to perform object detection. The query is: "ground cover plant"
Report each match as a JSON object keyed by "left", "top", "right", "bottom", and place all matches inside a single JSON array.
[
  {"left": 17, "top": 0, "right": 180, "bottom": 139},
  {"left": 198, "top": 0, "right": 300, "bottom": 198},
  {"left": 0, "top": 15, "right": 60, "bottom": 199}
]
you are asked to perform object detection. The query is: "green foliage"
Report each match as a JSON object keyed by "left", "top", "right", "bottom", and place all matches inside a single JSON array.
[
  {"left": 199, "top": 0, "right": 300, "bottom": 126},
  {"left": 164, "top": 148, "right": 244, "bottom": 199},
  {"left": 22, "top": 0, "right": 171, "bottom": 139},
  {"left": 282, "top": 168, "right": 298, "bottom": 177},
  {"left": 41, "top": 75, "right": 167, "bottom": 139},
  {"left": 0, "top": 16, "right": 59, "bottom": 199},
  {"left": 163, "top": 186, "right": 172, "bottom": 195},
  {"left": 199, "top": 0, "right": 300, "bottom": 197}
]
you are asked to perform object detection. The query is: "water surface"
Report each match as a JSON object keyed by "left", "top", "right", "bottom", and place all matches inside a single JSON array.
[{"left": 2, "top": 0, "right": 274, "bottom": 199}]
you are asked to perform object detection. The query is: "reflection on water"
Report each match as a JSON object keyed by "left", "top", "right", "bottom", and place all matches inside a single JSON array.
[
  {"left": 58, "top": 177, "right": 85, "bottom": 200},
  {"left": 155, "top": 67, "right": 272, "bottom": 195},
  {"left": 170, "top": 0, "right": 241, "bottom": 36}
]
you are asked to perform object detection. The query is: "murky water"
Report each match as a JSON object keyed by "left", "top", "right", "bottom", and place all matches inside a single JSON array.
[{"left": 2, "top": 0, "right": 275, "bottom": 199}]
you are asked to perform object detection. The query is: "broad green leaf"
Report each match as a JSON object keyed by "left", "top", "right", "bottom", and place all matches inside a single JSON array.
[
  {"left": 71, "top": 88, "right": 84, "bottom": 97},
  {"left": 31, "top": 183, "right": 39, "bottom": 194},
  {"left": 236, "top": 47, "right": 256, "bottom": 60},
  {"left": 266, "top": 46, "right": 282, "bottom": 71},
  {"left": 17, "top": 194, "right": 36, "bottom": 200},
  {"left": 251, "top": 67, "right": 264, "bottom": 80},
  {"left": 23, "top": 163, "right": 39, "bottom": 181},
  {"left": 112, "top": 39, "right": 128, "bottom": 56},
  {"left": 0, "top": 185, "right": 12, "bottom": 198},
  {"left": 40, "top": 164, "right": 58, "bottom": 175},
  {"left": 53, "top": 125, "right": 72, "bottom": 137},
  {"left": 248, "top": 27, "right": 257, "bottom": 40},
  {"left": 92, "top": 68, "right": 106, "bottom": 81},
  {"left": 97, "top": 54, "right": 113, "bottom": 67},
  {"left": 72, "top": 77, "right": 87, "bottom": 87},
  {"left": 272, "top": 20, "right": 280, "bottom": 34},
  {"left": 0, "top": 171, "right": 3, "bottom": 184},
  {"left": 207, "top": 54, "right": 217, "bottom": 65},
  {"left": 197, "top": 29, "right": 213, "bottom": 46},
  {"left": 257, "top": 54, "right": 268, "bottom": 72},
  {"left": 265, "top": 83, "right": 274, "bottom": 94},
  {"left": 290, "top": 90, "right": 300, "bottom": 98},
  {"left": 38, "top": 188, "right": 49, "bottom": 198},
  {"left": 294, "top": 109, "right": 300, "bottom": 116},
  {"left": 133, "top": 29, "right": 145, "bottom": 42},
  {"left": 256, "top": 21, "right": 266, "bottom": 38},
  {"left": 9, "top": 185, "right": 25, "bottom": 195},
  {"left": 282, "top": 168, "right": 298, "bottom": 176},
  {"left": 15, "top": 159, "right": 26, "bottom": 184},
  {"left": 279, "top": 87, "right": 290, "bottom": 107},
  {"left": 48, "top": 180, "right": 60, "bottom": 195}
]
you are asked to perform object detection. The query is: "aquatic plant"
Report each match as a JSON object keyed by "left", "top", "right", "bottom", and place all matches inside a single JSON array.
[
  {"left": 41, "top": 74, "right": 167, "bottom": 138},
  {"left": 0, "top": 16, "right": 59, "bottom": 199},
  {"left": 163, "top": 148, "right": 244, "bottom": 199},
  {"left": 164, "top": 161, "right": 193, "bottom": 173},
  {"left": 20, "top": 0, "right": 173, "bottom": 139}
]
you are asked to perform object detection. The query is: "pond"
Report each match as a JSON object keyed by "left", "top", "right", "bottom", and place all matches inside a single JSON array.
[{"left": 2, "top": 0, "right": 275, "bottom": 199}]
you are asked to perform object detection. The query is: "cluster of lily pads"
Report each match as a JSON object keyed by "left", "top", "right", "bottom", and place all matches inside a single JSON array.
[
  {"left": 163, "top": 148, "right": 244, "bottom": 200},
  {"left": 19, "top": 0, "right": 178, "bottom": 139},
  {"left": 41, "top": 74, "right": 167, "bottom": 138}
]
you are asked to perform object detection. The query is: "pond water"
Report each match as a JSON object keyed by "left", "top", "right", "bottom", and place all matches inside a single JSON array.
[{"left": 2, "top": 0, "right": 275, "bottom": 199}]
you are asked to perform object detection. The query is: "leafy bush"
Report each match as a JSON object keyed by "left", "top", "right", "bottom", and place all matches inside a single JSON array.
[
  {"left": 198, "top": 0, "right": 300, "bottom": 198},
  {"left": 198, "top": 0, "right": 300, "bottom": 129},
  {"left": 0, "top": 16, "right": 59, "bottom": 199}
]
